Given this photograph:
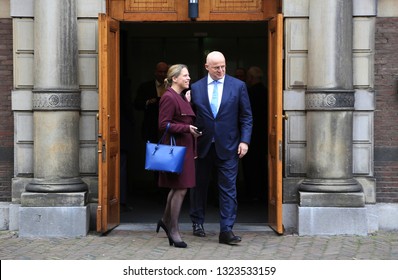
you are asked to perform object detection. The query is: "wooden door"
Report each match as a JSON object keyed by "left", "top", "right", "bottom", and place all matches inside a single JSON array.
[
  {"left": 267, "top": 13, "right": 284, "bottom": 234},
  {"left": 97, "top": 14, "right": 121, "bottom": 233}
]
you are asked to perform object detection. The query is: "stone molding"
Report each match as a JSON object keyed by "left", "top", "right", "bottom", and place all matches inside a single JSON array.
[
  {"left": 305, "top": 90, "right": 355, "bottom": 110},
  {"left": 32, "top": 89, "right": 81, "bottom": 111}
]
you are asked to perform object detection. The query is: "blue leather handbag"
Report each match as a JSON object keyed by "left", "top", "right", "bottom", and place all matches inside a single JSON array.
[{"left": 145, "top": 123, "right": 187, "bottom": 174}]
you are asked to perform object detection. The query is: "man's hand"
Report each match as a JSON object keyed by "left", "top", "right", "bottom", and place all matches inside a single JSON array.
[{"left": 237, "top": 142, "right": 249, "bottom": 158}]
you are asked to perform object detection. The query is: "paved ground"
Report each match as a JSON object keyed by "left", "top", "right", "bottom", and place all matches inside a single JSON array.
[{"left": 1, "top": 223, "right": 398, "bottom": 260}]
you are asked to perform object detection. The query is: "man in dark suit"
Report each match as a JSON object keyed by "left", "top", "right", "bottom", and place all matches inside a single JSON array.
[
  {"left": 134, "top": 61, "right": 169, "bottom": 143},
  {"left": 189, "top": 51, "right": 253, "bottom": 245}
]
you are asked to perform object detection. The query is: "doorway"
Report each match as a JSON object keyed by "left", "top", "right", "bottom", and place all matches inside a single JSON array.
[{"left": 119, "top": 21, "right": 269, "bottom": 224}]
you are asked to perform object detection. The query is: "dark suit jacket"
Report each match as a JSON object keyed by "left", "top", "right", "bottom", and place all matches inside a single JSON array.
[
  {"left": 191, "top": 74, "right": 253, "bottom": 160},
  {"left": 134, "top": 80, "right": 160, "bottom": 142}
]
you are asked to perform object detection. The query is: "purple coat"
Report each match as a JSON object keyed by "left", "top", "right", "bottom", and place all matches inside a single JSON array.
[{"left": 158, "top": 88, "right": 196, "bottom": 189}]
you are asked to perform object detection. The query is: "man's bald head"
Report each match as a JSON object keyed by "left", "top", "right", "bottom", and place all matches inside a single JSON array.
[
  {"left": 205, "top": 51, "right": 226, "bottom": 80},
  {"left": 206, "top": 51, "right": 225, "bottom": 65}
]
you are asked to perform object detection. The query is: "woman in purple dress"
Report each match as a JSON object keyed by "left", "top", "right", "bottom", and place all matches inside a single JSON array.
[{"left": 156, "top": 64, "right": 201, "bottom": 248}]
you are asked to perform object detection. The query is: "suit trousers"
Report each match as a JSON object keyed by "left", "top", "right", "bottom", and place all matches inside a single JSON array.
[{"left": 189, "top": 144, "right": 239, "bottom": 232}]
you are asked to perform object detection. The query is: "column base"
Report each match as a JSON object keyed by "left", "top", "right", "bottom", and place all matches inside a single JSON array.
[
  {"left": 19, "top": 206, "right": 89, "bottom": 237},
  {"left": 298, "top": 206, "right": 368, "bottom": 236},
  {"left": 21, "top": 192, "right": 87, "bottom": 206},
  {"left": 299, "top": 191, "right": 365, "bottom": 207},
  {"left": 299, "top": 178, "right": 362, "bottom": 192},
  {"left": 26, "top": 177, "right": 88, "bottom": 193},
  {"left": 0, "top": 202, "right": 10, "bottom": 230}
]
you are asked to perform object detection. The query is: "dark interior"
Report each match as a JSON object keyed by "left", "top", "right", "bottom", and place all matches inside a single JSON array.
[{"left": 119, "top": 21, "right": 269, "bottom": 224}]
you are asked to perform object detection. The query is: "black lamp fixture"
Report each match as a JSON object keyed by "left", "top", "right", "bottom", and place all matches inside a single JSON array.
[{"left": 189, "top": 0, "right": 199, "bottom": 20}]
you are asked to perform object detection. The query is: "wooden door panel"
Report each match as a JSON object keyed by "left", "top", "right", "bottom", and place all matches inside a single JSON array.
[
  {"left": 268, "top": 13, "right": 284, "bottom": 234},
  {"left": 108, "top": 0, "right": 280, "bottom": 21},
  {"left": 97, "top": 14, "right": 121, "bottom": 233}
]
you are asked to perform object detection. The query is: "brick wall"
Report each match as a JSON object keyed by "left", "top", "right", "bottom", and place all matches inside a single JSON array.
[
  {"left": 374, "top": 18, "right": 398, "bottom": 203},
  {"left": 0, "top": 18, "right": 13, "bottom": 202}
]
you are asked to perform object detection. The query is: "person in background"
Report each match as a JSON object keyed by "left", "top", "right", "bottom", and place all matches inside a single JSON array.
[
  {"left": 189, "top": 51, "right": 253, "bottom": 245},
  {"left": 134, "top": 61, "right": 169, "bottom": 143},
  {"left": 134, "top": 62, "right": 169, "bottom": 189},
  {"left": 234, "top": 67, "right": 247, "bottom": 82},
  {"left": 242, "top": 66, "right": 268, "bottom": 202},
  {"left": 156, "top": 64, "right": 201, "bottom": 248}
]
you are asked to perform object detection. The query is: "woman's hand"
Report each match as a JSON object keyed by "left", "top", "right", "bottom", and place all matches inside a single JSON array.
[
  {"left": 185, "top": 90, "right": 191, "bottom": 102},
  {"left": 189, "top": 125, "right": 202, "bottom": 137}
]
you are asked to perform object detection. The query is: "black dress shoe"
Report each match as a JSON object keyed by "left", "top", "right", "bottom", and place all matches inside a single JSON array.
[
  {"left": 219, "top": 231, "right": 242, "bottom": 245},
  {"left": 192, "top": 223, "right": 206, "bottom": 237}
]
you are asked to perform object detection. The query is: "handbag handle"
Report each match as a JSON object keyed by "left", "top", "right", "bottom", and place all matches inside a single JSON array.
[
  {"left": 158, "top": 123, "right": 176, "bottom": 146},
  {"left": 158, "top": 123, "right": 170, "bottom": 144}
]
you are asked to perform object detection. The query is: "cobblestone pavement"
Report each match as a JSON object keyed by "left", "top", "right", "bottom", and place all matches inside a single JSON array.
[{"left": 1, "top": 224, "right": 398, "bottom": 260}]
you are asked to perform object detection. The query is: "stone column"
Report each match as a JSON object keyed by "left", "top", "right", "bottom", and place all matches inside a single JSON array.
[
  {"left": 19, "top": 0, "right": 89, "bottom": 237},
  {"left": 297, "top": 0, "right": 366, "bottom": 235}
]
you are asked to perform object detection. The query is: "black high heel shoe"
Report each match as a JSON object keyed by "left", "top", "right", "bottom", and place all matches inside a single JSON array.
[
  {"left": 157, "top": 220, "right": 187, "bottom": 248},
  {"left": 168, "top": 235, "right": 187, "bottom": 248},
  {"left": 156, "top": 219, "right": 169, "bottom": 235}
]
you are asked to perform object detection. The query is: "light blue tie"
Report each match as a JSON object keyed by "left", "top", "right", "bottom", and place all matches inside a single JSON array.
[{"left": 210, "top": 80, "right": 219, "bottom": 117}]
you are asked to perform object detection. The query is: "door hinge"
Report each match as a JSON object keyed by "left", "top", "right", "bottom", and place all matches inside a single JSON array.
[
  {"left": 98, "top": 140, "right": 106, "bottom": 162},
  {"left": 102, "top": 141, "right": 106, "bottom": 162},
  {"left": 279, "top": 140, "right": 282, "bottom": 161}
]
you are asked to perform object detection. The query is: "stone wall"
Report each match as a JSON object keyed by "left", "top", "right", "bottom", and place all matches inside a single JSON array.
[
  {"left": 374, "top": 17, "right": 398, "bottom": 203},
  {"left": 0, "top": 18, "right": 13, "bottom": 202}
]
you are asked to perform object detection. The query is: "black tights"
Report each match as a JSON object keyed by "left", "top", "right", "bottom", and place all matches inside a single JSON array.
[{"left": 162, "top": 188, "right": 187, "bottom": 242}]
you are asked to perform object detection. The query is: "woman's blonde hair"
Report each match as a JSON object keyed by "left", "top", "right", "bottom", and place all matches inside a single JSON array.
[{"left": 164, "top": 64, "right": 188, "bottom": 88}]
